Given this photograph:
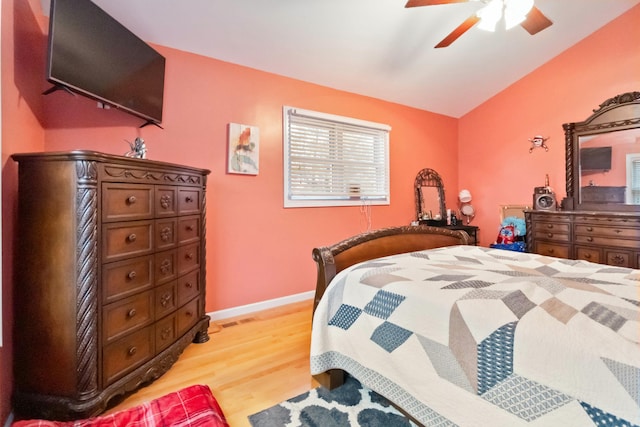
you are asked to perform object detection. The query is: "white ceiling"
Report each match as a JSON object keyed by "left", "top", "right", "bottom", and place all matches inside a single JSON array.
[{"left": 41, "top": 0, "right": 640, "bottom": 118}]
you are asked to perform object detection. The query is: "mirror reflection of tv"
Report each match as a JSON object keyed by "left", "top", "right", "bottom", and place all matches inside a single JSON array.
[
  {"left": 580, "top": 146, "right": 612, "bottom": 171},
  {"left": 46, "top": 0, "right": 165, "bottom": 125}
]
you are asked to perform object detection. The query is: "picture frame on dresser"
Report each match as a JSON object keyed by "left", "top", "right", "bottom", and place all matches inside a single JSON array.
[
  {"left": 526, "top": 91, "right": 640, "bottom": 268},
  {"left": 11, "top": 151, "right": 211, "bottom": 421}
]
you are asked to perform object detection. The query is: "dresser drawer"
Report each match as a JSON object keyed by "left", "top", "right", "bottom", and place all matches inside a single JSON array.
[
  {"left": 103, "top": 291, "right": 154, "bottom": 343},
  {"left": 102, "top": 184, "right": 153, "bottom": 222},
  {"left": 155, "top": 218, "right": 177, "bottom": 250},
  {"left": 178, "top": 243, "right": 200, "bottom": 275},
  {"left": 574, "top": 235, "right": 639, "bottom": 249},
  {"left": 155, "top": 281, "right": 177, "bottom": 318},
  {"left": 103, "top": 255, "right": 154, "bottom": 303},
  {"left": 533, "top": 242, "right": 570, "bottom": 258},
  {"left": 177, "top": 298, "right": 199, "bottom": 337},
  {"left": 155, "top": 187, "right": 178, "bottom": 217},
  {"left": 155, "top": 314, "right": 177, "bottom": 353},
  {"left": 575, "top": 224, "right": 640, "bottom": 239},
  {"left": 533, "top": 221, "right": 570, "bottom": 234},
  {"left": 103, "top": 221, "right": 153, "bottom": 262},
  {"left": 575, "top": 246, "right": 602, "bottom": 264},
  {"left": 178, "top": 216, "right": 200, "bottom": 244},
  {"left": 178, "top": 270, "right": 200, "bottom": 305},
  {"left": 178, "top": 188, "right": 202, "bottom": 215},
  {"left": 155, "top": 250, "right": 177, "bottom": 284},
  {"left": 533, "top": 230, "right": 570, "bottom": 243},
  {"left": 103, "top": 326, "right": 154, "bottom": 386}
]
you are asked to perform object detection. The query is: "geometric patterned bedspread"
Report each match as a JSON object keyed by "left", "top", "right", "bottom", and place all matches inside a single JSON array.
[{"left": 310, "top": 246, "right": 640, "bottom": 426}]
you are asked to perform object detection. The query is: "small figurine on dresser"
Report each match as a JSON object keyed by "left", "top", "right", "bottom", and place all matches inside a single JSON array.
[{"left": 125, "top": 137, "right": 147, "bottom": 159}]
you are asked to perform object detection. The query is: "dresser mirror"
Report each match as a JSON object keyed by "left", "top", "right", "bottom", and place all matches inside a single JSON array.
[
  {"left": 563, "top": 91, "right": 640, "bottom": 212},
  {"left": 414, "top": 168, "right": 446, "bottom": 221}
]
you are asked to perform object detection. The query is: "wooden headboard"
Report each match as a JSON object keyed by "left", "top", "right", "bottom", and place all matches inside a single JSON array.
[{"left": 311, "top": 225, "right": 470, "bottom": 313}]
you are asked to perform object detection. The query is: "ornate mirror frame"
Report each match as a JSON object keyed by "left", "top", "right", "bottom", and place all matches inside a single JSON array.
[
  {"left": 414, "top": 168, "right": 446, "bottom": 221},
  {"left": 562, "top": 91, "right": 640, "bottom": 212}
]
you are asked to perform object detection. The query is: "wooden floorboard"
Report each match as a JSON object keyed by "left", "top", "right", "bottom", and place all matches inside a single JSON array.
[{"left": 104, "top": 299, "right": 318, "bottom": 426}]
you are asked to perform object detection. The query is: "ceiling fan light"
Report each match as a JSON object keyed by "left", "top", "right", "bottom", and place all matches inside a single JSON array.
[
  {"left": 477, "top": 0, "right": 502, "bottom": 32},
  {"left": 504, "top": 0, "right": 534, "bottom": 29}
]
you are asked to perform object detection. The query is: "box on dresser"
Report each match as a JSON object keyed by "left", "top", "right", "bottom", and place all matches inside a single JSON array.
[{"left": 11, "top": 151, "right": 210, "bottom": 421}]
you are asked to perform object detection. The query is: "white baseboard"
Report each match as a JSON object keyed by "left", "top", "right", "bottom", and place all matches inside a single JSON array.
[{"left": 207, "top": 290, "right": 314, "bottom": 321}]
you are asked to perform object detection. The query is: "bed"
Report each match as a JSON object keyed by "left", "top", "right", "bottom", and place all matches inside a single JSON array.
[{"left": 310, "top": 225, "right": 639, "bottom": 426}]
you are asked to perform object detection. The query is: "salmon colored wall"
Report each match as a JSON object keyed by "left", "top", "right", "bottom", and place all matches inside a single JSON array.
[
  {"left": 42, "top": 46, "right": 459, "bottom": 312},
  {"left": 459, "top": 4, "right": 640, "bottom": 246},
  {"left": 3, "top": 0, "right": 639, "bottom": 422},
  {"left": 2, "top": 0, "right": 49, "bottom": 422}
]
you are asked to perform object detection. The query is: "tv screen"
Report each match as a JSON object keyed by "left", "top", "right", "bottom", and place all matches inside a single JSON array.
[
  {"left": 46, "top": 0, "right": 165, "bottom": 125},
  {"left": 580, "top": 146, "right": 612, "bottom": 171}
]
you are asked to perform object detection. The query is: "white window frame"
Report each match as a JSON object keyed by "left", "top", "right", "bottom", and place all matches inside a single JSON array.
[
  {"left": 283, "top": 106, "right": 390, "bottom": 208},
  {"left": 626, "top": 153, "right": 640, "bottom": 204}
]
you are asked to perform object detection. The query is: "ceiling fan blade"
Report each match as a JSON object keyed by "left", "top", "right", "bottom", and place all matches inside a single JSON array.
[
  {"left": 405, "top": 0, "right": 470, "bottom": 8},
  {"left": 520, "top": 6, "right": 553, "bottom": 35},
  {"left": 434, "top": 14, "right": 480, "bottom": 48}
]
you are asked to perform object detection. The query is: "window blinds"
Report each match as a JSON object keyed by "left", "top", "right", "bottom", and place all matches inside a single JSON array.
[
  {"left": 284, "top": 107, "right": 390, "bottom": 207},
  {"left": 631, "top": 157, "right": 640, "bottom": 203}
]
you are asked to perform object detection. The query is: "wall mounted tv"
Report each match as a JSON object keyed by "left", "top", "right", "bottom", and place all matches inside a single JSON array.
[
  {"left": 580, "top": 146, "right": 612, "bottom": 171},
  {"left": 46, "top": 0, "right": 165, "bottom": 126}
]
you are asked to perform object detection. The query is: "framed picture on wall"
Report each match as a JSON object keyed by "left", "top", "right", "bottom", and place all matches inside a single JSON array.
[{"left": 227, "top": 123, "right": 259, "bottom": 175}]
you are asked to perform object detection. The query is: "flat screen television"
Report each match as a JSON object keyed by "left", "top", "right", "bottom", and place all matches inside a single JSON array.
[
  {"left": 46, "top": 0, "right": 165, "bottom": 126},
  {"left": 580, "top": 146, "right": 612, "bottom": 171}
]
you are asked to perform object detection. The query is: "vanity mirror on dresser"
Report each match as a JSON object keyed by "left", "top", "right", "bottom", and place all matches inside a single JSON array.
[
  {"left": 526, "top": 92, "right": 640, "bottom": 267},
  {"left": 12, "top": 151, "right": 211, "bottom": 420}
]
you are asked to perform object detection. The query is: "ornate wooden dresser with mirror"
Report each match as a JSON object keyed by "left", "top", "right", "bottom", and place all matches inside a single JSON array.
[
  {"left": 526, "top": 92, "right": 640, "bottom": 267},
  {"left": 11, "top": 151, "right": 210, "bottom": 420}
]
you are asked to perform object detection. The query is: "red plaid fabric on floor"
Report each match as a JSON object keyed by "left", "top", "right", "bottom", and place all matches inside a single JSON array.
[{"left": 13, "top": 384, "right": 229, "bottom": 427}]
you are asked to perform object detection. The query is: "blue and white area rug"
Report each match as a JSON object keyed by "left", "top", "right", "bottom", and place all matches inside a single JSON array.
[{"left": 248, "top": 376, "right": 417, "bottom": 427}]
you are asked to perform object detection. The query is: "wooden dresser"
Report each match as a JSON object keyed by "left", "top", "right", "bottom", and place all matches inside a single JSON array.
[
  {"left": 525, "top": 210, "right": 640, "bottom": 268},
  {"left": 12, "top": 151, "right": 211, "bottom": 420}
]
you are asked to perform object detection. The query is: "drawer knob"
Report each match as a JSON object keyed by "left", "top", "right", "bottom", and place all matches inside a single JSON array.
[
  {"left": 587, "top": 237, "right": 593, "bottom": 242},
  {"left": 127, "top": 346, "right": 137, "bottom": 356},
  {"left": 546, "top": 224, "right": 554, "bottom": 229},
  {"left": 127, "top": 233, "right": 137, "bottom": 243},
  {"left": 547, "top": 248, "right": 554, "bottom": 254},
  {"left": 584, "top": 253, "right": 591, "bottom": 259},
  {"left": 185, "top": 282, "right": 193, "bottom": 289},
  {"left": 185, "top": 196, "right": 194, "bottom": 203},
  {"left": 586, "top": 227, "right": 593, "bottom": 232},
  {"left": 127, "top": 308, "right": 137, "bottom": 318},
  {"left": 547, "top": 233, "right": 553, "bottom": 238},
  {"left": 186, "top": 225, "right": 194, "bottom": 232},
  {"left": 127, "top": 196, "right": 137, "bottom": 205},
  {"left": 127, "top": 271, "right": 137, "bottom": 280},
  {"left": 185, "top": 253, "right": 194, "bottom": 260},
  {"left": 185, "top": 310, "right": 194, "bottom": 318}
]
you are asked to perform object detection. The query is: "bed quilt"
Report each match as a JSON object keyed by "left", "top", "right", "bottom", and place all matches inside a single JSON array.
[{"left": 310, "top": 245, "right": 640, "bottom": 426}]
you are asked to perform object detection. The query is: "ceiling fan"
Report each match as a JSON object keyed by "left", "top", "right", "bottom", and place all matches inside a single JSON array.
[{"left": 405, "top": 0, "right": 553, "bottom": 48}]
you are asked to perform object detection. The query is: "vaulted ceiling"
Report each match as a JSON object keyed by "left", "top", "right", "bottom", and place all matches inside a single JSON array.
[{"left": 41, "top": 0, "right": 640, "bottom": 117}]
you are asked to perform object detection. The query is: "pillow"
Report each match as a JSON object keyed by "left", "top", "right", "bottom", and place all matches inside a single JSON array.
[{"left": 13, "top": 384, "right": 228, "bottom": 427}]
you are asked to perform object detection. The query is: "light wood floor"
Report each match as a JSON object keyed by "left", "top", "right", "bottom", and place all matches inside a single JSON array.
[{"left": 104, "top": 299, "right": 319, "bottom": 426}]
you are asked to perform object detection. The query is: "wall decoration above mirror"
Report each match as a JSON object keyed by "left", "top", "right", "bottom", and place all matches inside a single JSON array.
[
  {"left": 563, "top": 91, "right": 640, "bottom": 212},
  {"left": 414, "top": 168, "right": 446, "bottom": 223}
]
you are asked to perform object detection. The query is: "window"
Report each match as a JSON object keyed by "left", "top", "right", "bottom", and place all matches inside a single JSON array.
[
  {"left": 283, "top": 106, "right": 390, "bottom": 208},
  {"left": 627, "top": 153, "right": 640, "bottom": 204}
]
